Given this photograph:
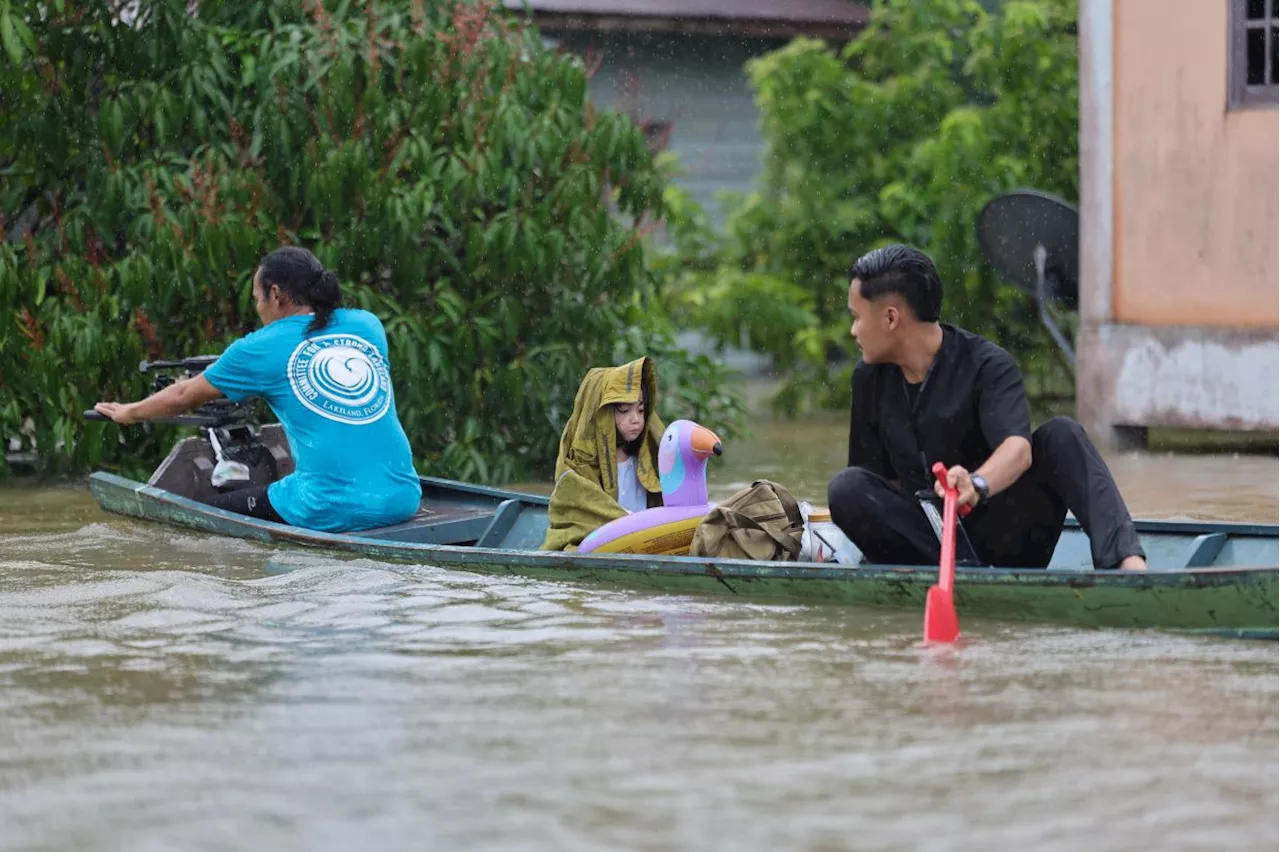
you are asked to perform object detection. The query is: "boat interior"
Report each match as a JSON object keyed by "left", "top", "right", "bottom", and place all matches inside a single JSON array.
[
  {"left": 149, "top": 425, "right": 551, "bottom": 552},
  {"left": 150, "top": 427, "right": 1278, "bottom": 571}
]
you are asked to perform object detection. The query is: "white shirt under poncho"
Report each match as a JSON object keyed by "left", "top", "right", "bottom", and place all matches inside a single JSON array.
[{"left": 616, "top": 457, "right": 648, "bottom": 513}]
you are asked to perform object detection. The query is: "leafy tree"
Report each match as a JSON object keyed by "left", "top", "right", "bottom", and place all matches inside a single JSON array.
[
  {"left": 657, "top": 0, "right": 1079, "bottom": 412},
  {"left": 0, "top": 0, "right": 743, "bottom": 481}
]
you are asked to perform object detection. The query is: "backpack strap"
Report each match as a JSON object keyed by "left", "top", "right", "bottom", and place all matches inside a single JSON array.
[
  {"left": 724, "top": 512, "right": 796, "bottom": 561},
  {"left": 755, "top": 479, "right": 803, "bottom": 528},
  {"left": 737, "top": 481, "right": 803, "bottom": 560}
]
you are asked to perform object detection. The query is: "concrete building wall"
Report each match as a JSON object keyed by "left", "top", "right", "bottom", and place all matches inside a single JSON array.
[
  {"left": 1078, "top": 0, "right": 1279, "bottom": 447},
  {"left": 1112, "top": 0, "right": 1278, "bottom": 328}
]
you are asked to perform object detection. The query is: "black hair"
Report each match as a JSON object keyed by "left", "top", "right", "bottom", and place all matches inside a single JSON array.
[
  {"left": 257, "top": 246, "right": 341, "bottom": 333},
  {"left": 848, "top": 244, "right": 943, "bottom": 322}
]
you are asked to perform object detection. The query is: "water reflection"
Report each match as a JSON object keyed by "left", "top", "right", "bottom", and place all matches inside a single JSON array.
[
  {"left": 0, "top": 525, "right": 1273, "bottom": 849},
  {"left": 0, "top": 416, "right": 1275, "bottom": 849}
]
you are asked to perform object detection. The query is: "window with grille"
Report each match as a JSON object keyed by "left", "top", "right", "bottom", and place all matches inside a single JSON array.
[{"left": 1231, "top": 0, "right": 1278, "bottom": 107}]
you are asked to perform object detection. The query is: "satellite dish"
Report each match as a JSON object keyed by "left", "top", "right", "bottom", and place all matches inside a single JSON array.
[{"left": 976, "top": 190, "right": 1080, "bottom": 369}]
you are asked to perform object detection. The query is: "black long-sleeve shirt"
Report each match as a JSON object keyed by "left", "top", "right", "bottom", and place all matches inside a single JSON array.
[{"left": 847, "top": 324, "right": 1032, "bottom": 495}]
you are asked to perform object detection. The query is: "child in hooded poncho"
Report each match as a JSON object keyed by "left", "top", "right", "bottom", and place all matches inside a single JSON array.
[{"left": 540, "top": 356, "right": 664, "bottom": 551}]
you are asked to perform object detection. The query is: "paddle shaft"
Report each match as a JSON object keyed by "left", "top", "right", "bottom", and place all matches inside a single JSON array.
[
  {"left": 935, "top": 466, "right": 957, "bottom": 594},
  {"left": 922, "top": 462, "right": 964, "bottom": 644}
]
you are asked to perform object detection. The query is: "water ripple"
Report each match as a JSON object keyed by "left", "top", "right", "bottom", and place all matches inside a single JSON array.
[{"left": 0, "top": 502, "right": 1274, "bottom": 851}]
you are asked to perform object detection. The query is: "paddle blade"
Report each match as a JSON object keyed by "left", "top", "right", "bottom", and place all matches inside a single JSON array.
[{"left": 923, "top": 584, "right": 961, "bottom": 644}]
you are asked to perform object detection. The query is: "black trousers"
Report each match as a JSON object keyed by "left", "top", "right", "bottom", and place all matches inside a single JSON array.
[
  {"left": 827, "top": 416, "right": 1146, "bottom": 569},
  {"left": 206, "top": 484, "right": 286, "bottom": 524}
]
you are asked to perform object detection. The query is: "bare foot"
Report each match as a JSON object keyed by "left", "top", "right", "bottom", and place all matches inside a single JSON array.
[{"left": 1118, "top": 555, "right": 1148, "bottom": 571}]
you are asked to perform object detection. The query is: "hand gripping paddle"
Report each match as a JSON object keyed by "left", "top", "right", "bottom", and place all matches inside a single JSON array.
[{"left": 923, "top": 462, "right": 970, "bottom": 645}]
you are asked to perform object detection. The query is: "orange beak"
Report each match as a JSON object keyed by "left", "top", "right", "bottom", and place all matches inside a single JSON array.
[{"left": 690, "top": 425, "right": 723, "bottom": 460}]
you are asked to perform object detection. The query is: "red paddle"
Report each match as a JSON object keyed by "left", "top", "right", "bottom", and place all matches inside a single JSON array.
[{"left": 923, "top": 462, "right": 969, "bottom": 645}]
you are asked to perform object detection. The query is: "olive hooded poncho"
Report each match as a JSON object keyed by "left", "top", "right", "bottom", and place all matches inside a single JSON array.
[{"left": 540, "top": 356, "right": 664, "bottom": 551}]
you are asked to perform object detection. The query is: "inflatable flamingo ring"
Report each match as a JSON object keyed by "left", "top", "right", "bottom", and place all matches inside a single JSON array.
[{"left": 578, "top": 419, "right": 723, "bottom": 556}]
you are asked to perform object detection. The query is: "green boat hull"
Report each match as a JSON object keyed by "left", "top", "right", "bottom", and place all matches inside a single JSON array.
[{"left": 87, "top": 471, "right": 1279, "bottom": 639}]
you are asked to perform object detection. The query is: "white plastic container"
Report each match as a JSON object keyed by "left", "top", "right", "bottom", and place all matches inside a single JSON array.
[{"left": 798, "top": 506, "right": 860, "bottom": 565}]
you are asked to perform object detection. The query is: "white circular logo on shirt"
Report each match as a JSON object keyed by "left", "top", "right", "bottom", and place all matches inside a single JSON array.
[{"left": 287, "top": 334, "right": 391, "bottom": 425}]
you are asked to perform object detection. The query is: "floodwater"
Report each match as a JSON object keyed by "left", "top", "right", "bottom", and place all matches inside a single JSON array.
[{"left": 0, "top": 414, "right": 1276, "bottom": 851}]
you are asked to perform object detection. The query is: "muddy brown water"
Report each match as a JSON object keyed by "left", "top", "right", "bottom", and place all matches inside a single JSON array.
[{"left": 1, "top": 413, "right": 1276, "bottom": 851}]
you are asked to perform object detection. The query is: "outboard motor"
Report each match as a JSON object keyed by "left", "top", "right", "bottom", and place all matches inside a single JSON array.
[
  {"left": 84, "top": 355, "right": 293, "bottom": 502},
  {"left": 206, "top": 426, "right": 251, "bottom": 488}
]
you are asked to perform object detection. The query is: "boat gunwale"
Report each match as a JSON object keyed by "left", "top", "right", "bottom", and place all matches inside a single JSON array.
[{"left": 87, "top": 472, "right": 1280, "bottom": 588}]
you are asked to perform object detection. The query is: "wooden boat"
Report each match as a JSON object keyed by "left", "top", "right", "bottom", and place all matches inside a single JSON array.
[{"left": 85, "top": 423, "right": 1279, "bottom": 640}]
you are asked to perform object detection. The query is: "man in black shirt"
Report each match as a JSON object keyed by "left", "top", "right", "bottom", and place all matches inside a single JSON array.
[{"left": 827, "top": 244, "right": 1147, "bottom": 571}]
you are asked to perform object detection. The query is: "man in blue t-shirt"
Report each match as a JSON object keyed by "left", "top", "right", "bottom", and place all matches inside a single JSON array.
[{"left": 94, "top": 247, "right": 421, "bottom": 532}]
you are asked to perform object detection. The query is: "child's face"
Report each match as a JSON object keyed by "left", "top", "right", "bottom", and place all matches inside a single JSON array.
[{"left": 614, "top": 401, "right": 646, "bottom": 444}]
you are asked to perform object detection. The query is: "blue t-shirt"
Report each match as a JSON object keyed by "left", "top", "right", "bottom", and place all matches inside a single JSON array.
[{"left": 203, "top": 309, "right": 421, "bottom": 532}]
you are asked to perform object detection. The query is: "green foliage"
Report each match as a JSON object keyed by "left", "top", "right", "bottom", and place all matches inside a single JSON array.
[
  {"left": 0, "top": 0, "right": 743, "bottom": 481},
  {"left": 658, "top": 0, "right": 1079, "bottom": 412}
]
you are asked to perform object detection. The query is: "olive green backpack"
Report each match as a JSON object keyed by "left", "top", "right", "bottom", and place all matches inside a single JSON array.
[{"left": 689, "top": 479, "right": 805, "bottom": 562}]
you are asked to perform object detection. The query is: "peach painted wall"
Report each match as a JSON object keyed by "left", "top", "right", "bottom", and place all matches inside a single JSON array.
[{"left": 1113, "top": 0, "right": 1278, "bottom": 328}]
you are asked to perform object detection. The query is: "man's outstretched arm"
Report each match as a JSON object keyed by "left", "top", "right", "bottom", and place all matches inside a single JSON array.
[{"left": 937, "top": 435, "right": 1031, "bottom": 507}]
